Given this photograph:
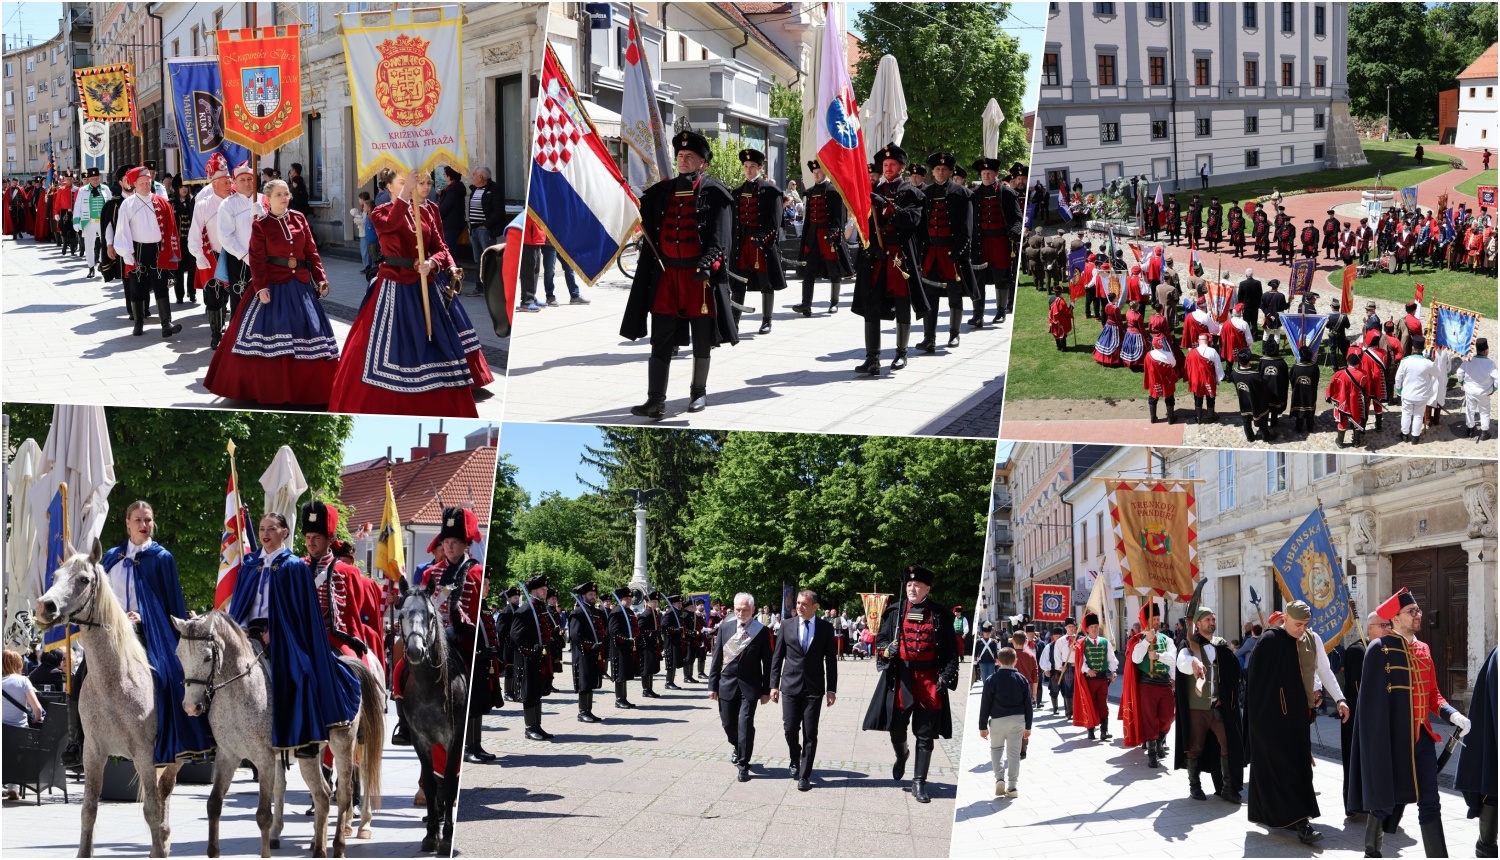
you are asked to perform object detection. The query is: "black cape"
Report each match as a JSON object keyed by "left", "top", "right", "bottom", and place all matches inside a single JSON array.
[
  {"left": 729, "top": 177, "right": 789, "bottom": 291},
  {"left": 860, "top": 597, "right": 958, "bottom": 738},
  {"left": 798, "top": 181, "right": 854, "bottom": 279},
  {"left": 1348, "top": 634, "right": 1423, "bottom": 816},
  {"left": 852, "top": 179, "right": 932, "bottom": 320},
  {"left": 1289, "top": 360, "right": 1321, "bottom": 416},
  {"left": 1457, "top": 645, "right": 1498, "bottom": 816},
  {"left": 1259, "top": 355, "right": 1289, "bottom": 414},
  {"left": 620, "top": 172, "right": 739, "bottom": 347},
  {"left": 1229, "top": 364, "right": 1271, "bottom": 419},
  {"left": 1340, "top": 640, "right": 1365, "bottom": 814},
  {"left": 1173, "top": 635, "right": 1245, "bottom": 792},
  {"left": 1245, "top": 628, "right": 1318, "bottom": 828}
]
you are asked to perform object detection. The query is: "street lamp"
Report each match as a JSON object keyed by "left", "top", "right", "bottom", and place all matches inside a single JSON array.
[{"left": 1384, "top": 83, "right": 1392, "bottom": 142}]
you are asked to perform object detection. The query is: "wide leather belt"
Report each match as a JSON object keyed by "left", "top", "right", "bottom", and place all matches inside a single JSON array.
[{"left": 267, "top": 256, "right": 309, "bottom": 269}]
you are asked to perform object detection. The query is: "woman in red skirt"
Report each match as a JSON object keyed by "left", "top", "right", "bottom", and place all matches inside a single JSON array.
[
  {"left": 329, "top": 170, "right": 477, "bottom": 417},
  {"left": 412, "top": 170, "right": 493, "bottom": 390},
  {"left": 203, "top": 179, "right": 339, "bottom": 405}
]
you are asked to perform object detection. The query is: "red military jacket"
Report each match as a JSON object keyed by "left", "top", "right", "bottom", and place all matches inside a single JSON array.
[
  {"left": 306, "top": 553, "right": 384, "bottom": 665},
  {"left": 1410, "top": 637, "right": 1452, "bottom": 742},
  {"left": 429, "top": 554, "right": 485, "bottom": 653}
]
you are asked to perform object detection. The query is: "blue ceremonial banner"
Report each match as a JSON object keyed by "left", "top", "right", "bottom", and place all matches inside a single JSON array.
[
  {"left": 42, "top": 487, "right": 77, "bottom": 653},
  {"left": 1429, "top": 302, "right": 1482, "bottom": 359},
  {"left": 1401, "top": 187, "right": 1418, "bottom": 209},
  {"left": 687, "top": 592, "right": 712, "bottom": 620},
  {"left": 1024, "top": 202, "right": 1035, "bottom": 229},
  {"left": 1271, "top": 508, "right": 1351, "bottom": 653},
  {"left": 1281, "top": 312, "right": 1329, "bottom": 356},
  {"left": 1067, "top": 248, "right": 1088, "bottom": 279},
  {"left": 167, "top": 58, "right": 250, "bottom": 182},
  {"left": 780, "top": 584, "right": 796, "bottom": 619},
  {"left": 1288, "top": 258, "right": 1316, "bottom": 296}
]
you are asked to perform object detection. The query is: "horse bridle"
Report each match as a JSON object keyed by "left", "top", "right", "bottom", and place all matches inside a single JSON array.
[
  {"left": 401, "top": 590, "right": 445, "bottom": 669},
  {"left": 50, "top": 563, "right": 103, "bottom": 631},
  {"left": 179, "top": 627, "right": 253, "bottom": 706}
]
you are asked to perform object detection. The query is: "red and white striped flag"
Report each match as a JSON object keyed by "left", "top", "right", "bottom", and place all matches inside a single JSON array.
[{"left": 214, "top": 471, "right": 249, "bottom": 610}]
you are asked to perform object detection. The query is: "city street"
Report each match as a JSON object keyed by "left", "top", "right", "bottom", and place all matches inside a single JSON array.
[
  {"left": 950, "top": 681, "right": 1482, "bottom": 858},
  {"left": 500, "top": 267, "right": 1011, "bottom": 439},
  {"left": 0, "top": 702, "right": 438, "bottom": 857},
  {"left": 0, "top": 235, "right": 508, "bottom": 416},
  {"left": 456, "top": 656, "right": 966, "bottom": 857}
]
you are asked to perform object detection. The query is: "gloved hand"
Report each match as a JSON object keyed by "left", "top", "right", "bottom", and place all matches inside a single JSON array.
[
  {"left": 1450, "top": 712, "right": 1472, "bottom": 737},
  {"left": 940, "top": 668, "right": 959, "bottom": 690}
]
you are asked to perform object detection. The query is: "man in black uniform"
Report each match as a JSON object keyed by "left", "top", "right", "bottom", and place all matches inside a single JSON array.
[
  {"left": 792, "top": 160, "right": 853, "bottom": 317},
  {"left": 1323, "top": 298, "right": 1352, "bottom": 369},
  {"left": 1252, "top": 207, "right": 1271, "bottom": 261},
  {"left": 852, "top": 143, "right": 928, "bottom": 375},
  {"left": 496, "top": 586, "right": 522, "bottom": 704},
  {"left": 969, "top": 158, "right": 1009, "bottom": 329},
  {"left": 709, "top": 592, "right": 774, "bottom": 782},
  {"left": 1229, "top": 348, "right": 1274, "bottom": 441},
  {"left": 997, "top": 163, "right": 1027, "bottom": 324},
  {"left": 1237, "top": 269, "right": 1263, "bottom": 342},
  {"left": 568, "top": 581, "right": 609, "bottom": 724},
  {"left": 1186, "top": 194, "right": 1203, "bottom": 248},
  {"left": 1205, "top": 196, "right": 1223, "bottom": 252},
  {"left": 638, "top": 590, "right": 663, "bottom": 699},
  {"left": 729, "top": 148, "right": 788, "bottom": 334},
  {"left": 1144, "top": 192, "right": 1161, "bottom": 242},
  {"left": 770, "top": 589, "right": 838, "bottom": 791},
  {"left": 1288, "top": 345, "right": 1321, "bottom": 432},
  {"left": 917, "top": 151, "right": 977, "bottom": 352},
  {"left": 607, "top": 587, "right": 642, "bottom": 709},
  {"left": 508, "top": 573, "right": 557, "bottom": 743},
  {"left": 1166, "top": 195, "right": 1182, "bottom": 244},
  {"left": 661, "top": 593, "right": 690, "bottom": 690},
  {"left": 1259, "top": 339, "right": 1290, "bottom": 426},
  {"left": 862, "top": 564, "right": 960, "bottom": 804},
  {"left": 621, "top": 130, "right": 737, "bottom": 419},
  {"left": 1322, "top": 209, "right": 1341, "bottom": 260},
  {"left": 1228, "top": 201, "right": 1246, "bottom": 257}
]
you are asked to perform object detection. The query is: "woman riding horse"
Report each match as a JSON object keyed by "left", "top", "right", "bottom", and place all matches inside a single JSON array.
[
  {"left": 227, "top": 512, "right": 361, "bottom": 755},
  {"left": 63, "top": 500, "right": 211, "bottom": 768}
]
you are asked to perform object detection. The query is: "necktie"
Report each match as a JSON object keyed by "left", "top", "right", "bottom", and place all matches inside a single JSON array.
[{"left": 802, "top": 619, "right": 811, "bottom": 651}]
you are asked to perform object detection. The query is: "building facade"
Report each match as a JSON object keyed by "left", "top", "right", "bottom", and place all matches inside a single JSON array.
[
  {"left": 94, "top": 2, "right": 166, "bottom": 172},
  {"left": 3, "top": 25, "right": 80, "bottom": 177},
  {"left": 978, "top": 456, "right": 1015, "bottom": 627},
  {"left": 1003, "top": 443, "right": 1114, "bottom": 626},
  {"left": 1034, "top": 1, "right": 1365, "bottom": 195},
  {"left": 1454, "top": 43, "right": 1497, "bottom": 150}
]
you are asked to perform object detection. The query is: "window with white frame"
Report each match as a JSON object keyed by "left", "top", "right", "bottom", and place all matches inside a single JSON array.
[
  {"left": 1079, "top": 521, "right": 1089, "bottom": 562},
  {"left": 1266, "top": 452, "right": 1287, "bottom": 494},
  {"left": 1096, "top": 511, "right": 1105, "bottom": 557},
  {"left": 25, "top": 86, "right": 34, "bottom": 102},
  {"left": 1312, "top": 453, "right": 1338, "bottom": 480},
  {"left": 1218, "top": 451, "right": 1236, "bottom": 511}
]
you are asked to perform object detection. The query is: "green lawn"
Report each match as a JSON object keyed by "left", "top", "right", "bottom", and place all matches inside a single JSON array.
[
  {"left": 1006, "top": 285, "right": 1155, "bottom": 403},
  {"left": 1199, "top": 140, "right": 1455, "bottom": 206},
  {"left": 1457, "top": 169, "right": 1498, "bottom": 198},
  {"left": 1334, "top": 264, "right": 1498, "bottom": 318}
]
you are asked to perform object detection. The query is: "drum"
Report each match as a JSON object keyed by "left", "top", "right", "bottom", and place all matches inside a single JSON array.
[{"left": 1381, "top": 253, "right": 1397, "bottom": 273}]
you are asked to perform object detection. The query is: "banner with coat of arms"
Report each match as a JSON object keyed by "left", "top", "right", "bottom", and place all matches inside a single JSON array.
[
  {"left": 216, "top": 26, "right": 303, "bottom": 155},
  {"left": 166, "top": 58, "right": 252, "bottom": 182},
  {"left": 1271, "top": 507, "right": 1351, "bottom": 653},
  {"left": 1429, "top": 302, "right": 1483, "bottom": 360},
  {"left": 1033, "top": 584, "right": 1071, "bottom": 623},
  {"left": 75, "top": 64, "right": 139, "bottom": 131},
  {"left": 860, "top": 592, "right": 891, "bottom": 626},
  {"left": 1107, "top": 480, "right": 1198, "bottom": 602},
  {"left": 340, "top": 6, "right": 467, "bottom": 184}
]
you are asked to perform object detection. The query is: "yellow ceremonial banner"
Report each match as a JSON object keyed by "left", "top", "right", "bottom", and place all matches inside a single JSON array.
[
  {"left": 374, "top": 475, "right": 406, "bottom": 582},
  {"left": 860, "top": 592, "right": 891, "bottom": 624},
  {"left": 75, "top": 64, "right": 139, "bottom": 131},
  {"left": 1108, "top": 480, "right": 1198, "bottom": 602}
]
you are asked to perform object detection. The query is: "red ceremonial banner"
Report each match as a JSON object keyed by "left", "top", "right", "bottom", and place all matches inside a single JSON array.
[
  {"left": 1341, "top": 263, "right": 1357, "bottom": 315},
  {"left": 217, "top": 26, "right": 303, "bottom": 155},
  {"left": 1415, "top": 282, "right": 1425, "bottom": 304},
  {"left": 1478, "top": 185, "right": 1497, "bottom": 208},
  {"left": 1034, "top": 584, "right": 1071, "bottom": 622}
]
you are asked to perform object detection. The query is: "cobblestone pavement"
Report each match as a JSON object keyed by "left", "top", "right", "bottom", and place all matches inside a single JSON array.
[
  {"left": 500, "top": 266, "right": 1011, "bottom": 439},
  {"left": 950, "top": 681, "right": 1481, "bottom": 858},
  {"left": 456, "top": 656, "right": 966, "bottom": 857},
  {"left": 0, "top": 701, "right": 438, "bottom": 857},
  {"left": 1, "top": 237, "right": 508, "bottom": 416}
]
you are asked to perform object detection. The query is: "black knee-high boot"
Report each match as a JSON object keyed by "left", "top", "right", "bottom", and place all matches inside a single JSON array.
[
  {"left": 687, "top": 356, "right": 710, "bottom": 413},
  {"left": 891, "top": 322, "right": 911, "bottom": 370},
  {"left": 910, "top": 742, "right": 933, "bottom": 803},
  {"left": 828, "top": 278, "right": 840, "bottom": 313},
  {"left": 758, "top": 290, "right": 773, "bottom": 334},
  {"left": 794, "top": 278, "right": 815, "bottom": 316},
  {"left": 857, "top": 312, "right": 881, "bottom": 375}
]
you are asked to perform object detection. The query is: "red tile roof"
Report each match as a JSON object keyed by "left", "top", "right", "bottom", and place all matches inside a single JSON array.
[
  {"left": 1458, "top": 44, "right": 1497, "bottom": 81},
  {"left": 339, "top": 446, "right": 496, "bottom": 532},
  {"left": 737, "top": 2, "right": 789, "bottom": 13}
]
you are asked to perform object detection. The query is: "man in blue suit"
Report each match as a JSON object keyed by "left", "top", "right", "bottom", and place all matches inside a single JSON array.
[{"left": 770, "top": 589, "right": 838, "bottom": 791}]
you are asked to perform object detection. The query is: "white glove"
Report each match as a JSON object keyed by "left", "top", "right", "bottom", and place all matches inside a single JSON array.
[{"left": 1450, "top": 712, "right": 1471, "bottom": 737}]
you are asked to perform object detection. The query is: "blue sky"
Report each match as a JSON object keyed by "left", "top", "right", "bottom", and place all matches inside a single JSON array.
[
  {"left": 344, "top": 415, "right": 497, "bottom": 465},
  {"left": 498, "top": 421, "right": 605, "bottom": 501},
  {"left": 3, "top": 3, "right": 64, "bottom": 49}
]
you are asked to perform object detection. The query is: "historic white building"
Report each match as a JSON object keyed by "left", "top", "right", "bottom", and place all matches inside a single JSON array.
[
  {"left": 1060, "top": 447, "right": 1496, "bottom": 712},
  {"left": 1455, "top": 43, "right": 1497, "bottom": 151},
  {"left": 1033, "top": 1, "right": 1365, "bottom": 196}
]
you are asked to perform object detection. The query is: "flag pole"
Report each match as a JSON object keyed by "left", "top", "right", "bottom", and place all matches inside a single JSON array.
[
  {"left": 228, "top": 440, "right": 247, "bottom": 579},
  {"left": 411, "top": 167, "right": 433, "bottom": 341},
  {"left": 59, "top": 482, "right": 72, "bottom": 693}
]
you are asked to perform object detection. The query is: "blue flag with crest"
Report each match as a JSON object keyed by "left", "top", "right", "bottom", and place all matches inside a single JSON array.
[{"left": 1271, "top": 507, "right": 1351, "bottom": 653}]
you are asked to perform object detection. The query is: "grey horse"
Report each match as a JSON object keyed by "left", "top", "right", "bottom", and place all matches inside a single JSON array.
[
  {"left": 33, "top": 541, "right": 183, "bottom": 857},
  {"left": 395, "top": 583, "right": 467, "bottom": 855},
  {"left": 172, "top": 611, "right": 386, "bottom": 857}
]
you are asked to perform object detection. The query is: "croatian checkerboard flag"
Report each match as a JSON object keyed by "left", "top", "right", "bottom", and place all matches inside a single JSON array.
[
  {"left": 814, "top": 4, "right": 872, "bottom": 246},
  {"left": 528, "top": 42, "right": 640, "bottom": 284}
]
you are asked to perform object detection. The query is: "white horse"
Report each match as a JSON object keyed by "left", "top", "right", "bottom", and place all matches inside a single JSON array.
[
  {"left": 33, "top": 541, "right": 183, "bottom": 857},
  {"left": 173, "top": 610, "right": 385, "bottom": 858}
]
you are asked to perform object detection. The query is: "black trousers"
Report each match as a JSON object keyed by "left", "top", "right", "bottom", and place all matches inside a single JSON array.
[
  {"left": 781, "top": 693, "right": 823, "bottom": 779},
  {"left": 921, "top": 280, "right": 964, "bottom": 340},
  {"left": 863, "top": 295, "right": 913, "bottom": 358},
  {"left": 719, "top": 693, "right": 758, "bottom": 762},
  {"left": 126, "top": 243, "right": 175, "bottom": 327},
  {"left": 648, "top": 313, "right": 714, "bottom": 398}
]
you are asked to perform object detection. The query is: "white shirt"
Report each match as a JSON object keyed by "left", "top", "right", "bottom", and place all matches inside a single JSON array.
[
  {"left": 1190, "top": 308, "right": 1222, "bottom": 335},
  {"left": 246, "top": 549, "right": 279, "bottom": 622},
  {"left": 1130, "top": 631, "right": 1178, "bottom": 668},
  {"left": 1308, "top": 630, "right": 1346, "bottom": 702},
  {"left": 72, "top": 182, "right": 111, "bottom": 227},
  {"left": 1194, "top": 344, "right": 1225, "bottom": 382},
  {"left": 106, "top": 539, "right": 152, "bottom": 614},
  {"left": 217, "top": 191, "right": 265, "bottom": 260},
  {"left": 112, "top": 193, "right": 165, "bottom": 265},
  {"left": 1458, "top": 355, "right": 1497, "bottom": 397},
  {"left": 1176, "top": 640, "right": 1220, "bottom": 698},
  {"left": 1048, "top": 633, "right": 1076, "bottom": 671},
  {"left": 189, "top": 185, "right": 231, "bottom": 267},
  {"left": 1395, "top": 354, "right": 1441, "bottom": 404}
]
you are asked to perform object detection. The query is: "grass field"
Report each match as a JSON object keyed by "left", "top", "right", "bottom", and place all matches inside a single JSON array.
[
  {"left": 1197, "top": 139, "right": 1455, "bottom": 206},
  {"left": 1334, "top": 264, "right": 1499, "bottom": 318},
  {"left": 1457, "top": 169, "right": 1498, "bottom": 198},
  {"left": 1005, "top": 285, "right": 1155, "bottom": 403}
]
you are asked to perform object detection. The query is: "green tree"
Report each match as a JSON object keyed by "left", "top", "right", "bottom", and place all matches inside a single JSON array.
[
  {"left": 506, "top": 543, "right": 599, "bottom": 599},
  {"left": 1348, "top": 2, "right": 1439, "bottom": 137},
  {"left": 852, "top": 2, "right": 1031, "bottom": 167},
  {"left": 514, "top": 491, "right": 613, "bottom": 568},
  {"left": 703, "top": 133, "right": 748, "bottom": 188},
  {"left": 5, "top": 405, "right": 353, "bottom": 608},
  {"left": 1428, "top": 2, "right": 1499, "bottom": 113},
  {"left": 580, "top": 427, "right": 726, "bottom": 594},
  {"left": 770, "top": 77, "right": 803, "bottom": 186}
]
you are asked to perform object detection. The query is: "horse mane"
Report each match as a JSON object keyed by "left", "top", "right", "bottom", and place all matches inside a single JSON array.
[
  {"left": 79, "top": 553, "right": 149, "bottom": 669},
  {"left": 200, "top": 610, "right": 253, "bottom": 664}
]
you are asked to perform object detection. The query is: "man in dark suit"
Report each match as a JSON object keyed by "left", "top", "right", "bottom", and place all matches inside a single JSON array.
[
  {"left": 709, "top": 592, "right": 774, "bottom": 782},
  {"left": 1237, "top": 269, "right": 1263, "bottom": 341},
  {"left": 770, "top": 589, "right": 839, "bottom": 791}
]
